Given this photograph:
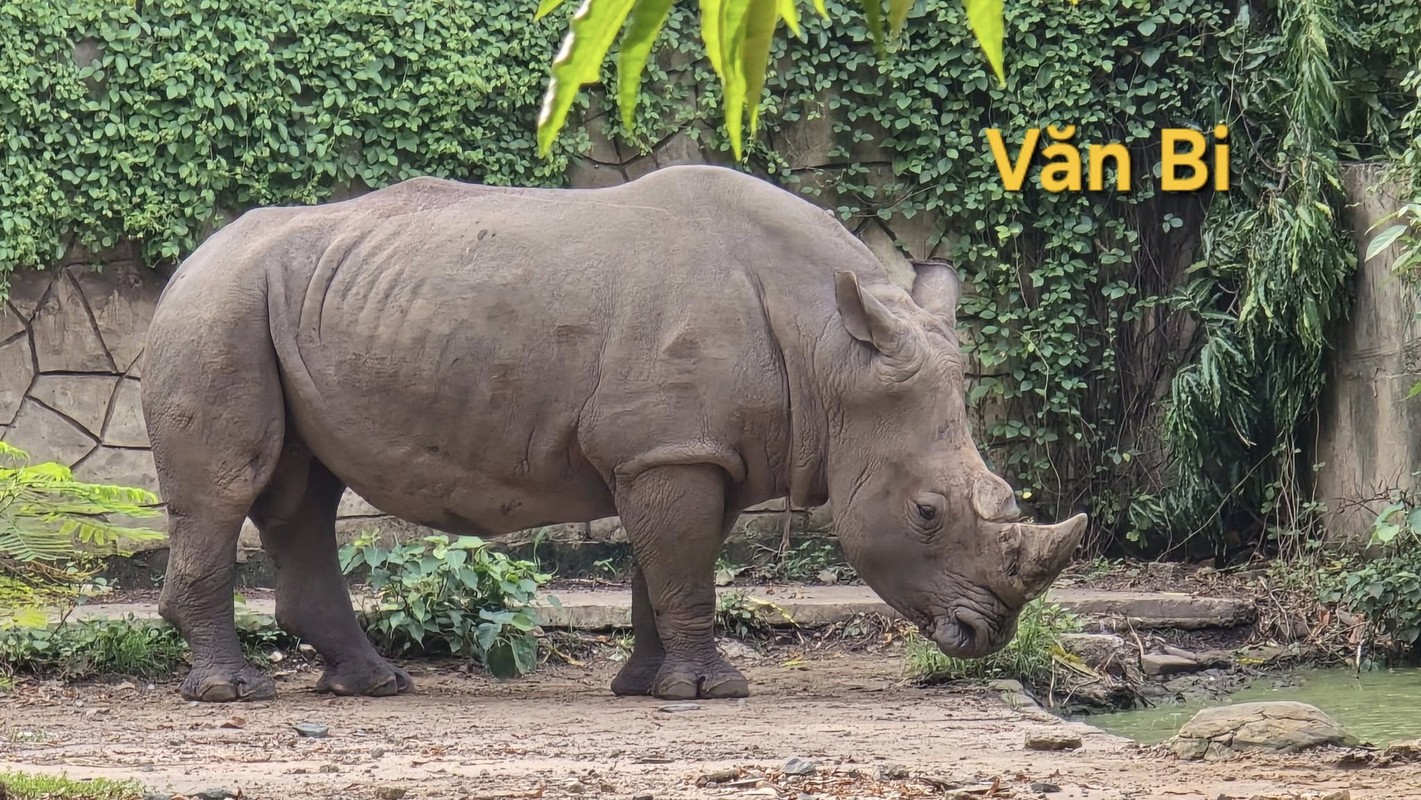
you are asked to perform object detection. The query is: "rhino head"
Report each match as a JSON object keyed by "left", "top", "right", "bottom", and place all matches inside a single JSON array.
[{"left": 825, "top": 259, "right": 1087, "bottom": 659}]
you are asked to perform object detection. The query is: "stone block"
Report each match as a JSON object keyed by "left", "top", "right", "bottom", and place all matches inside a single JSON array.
[
  {"left": 622, "top": 154, "right": 658, "bottom": 182},
  {"left": 857, "top": 221, "right": 917, "bottom": 291},
  {"left": 0, "top": 304, "right": 23, "bottom": 341},
  {"left": 1140, "top": 653, "right": 1201, "bottom": 676},
  {"left": 566, "top": 158, "right": 626, "bottom": 189},
  {"left": 0, "top": 335, "right": 34, "bottom": 426},
  {"left": 581, "top": 111, "right": 624, "bottom": 164},
  {"left": 653, "top": 130, "right": 706, "bottom": 168},
  {"left": 29, "top": 374, "right": 120, "bottom": 438},
  {"left": 804, "top": 504, "right": 833, "bottom": 531},
  {"left": 102, "top": 378, "right": 147, "bottom": 447},
  {"left": 74, "top": 445, "right": 158, "bottom": 492},
  {"left": 776, "top": 97, "right": 839, "bottom": 169},
  {"left": 589, "top": 516, "right": 628, "bottom": 544},
  {"left": 337, "top": 489, "right": 383, "bottom": 518},
  {"left": 70, "top": 262, "right": 164, "bottom": 372},
  {"left": 30, "top": 272, "right": 115, "bottom": 372},
  {"left": 3, "top": 399, "right": 98, "bottom": 465},
  {"left": 6, "top": 268, "right": 56, "bottom": 321}
]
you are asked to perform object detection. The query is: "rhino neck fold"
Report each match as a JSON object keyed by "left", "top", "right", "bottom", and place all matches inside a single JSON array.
[{"left": 752, "top": 276, "right": 831, "bottom": 510}]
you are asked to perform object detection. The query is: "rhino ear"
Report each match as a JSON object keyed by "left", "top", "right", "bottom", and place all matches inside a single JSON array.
[
  {"left": 909, "top": 258, "right": 961, "bottom": 326},
  {"left": 834, "top": 270, "right": 910, "bottom": 355}
]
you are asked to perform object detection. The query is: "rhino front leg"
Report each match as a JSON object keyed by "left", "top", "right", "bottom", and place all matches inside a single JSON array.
[
  {"left": 613, "top": 463, "right": 749, "bottom": 700},
  {"left": 610, "top": 566, "right": 666, "bottom": 695}
]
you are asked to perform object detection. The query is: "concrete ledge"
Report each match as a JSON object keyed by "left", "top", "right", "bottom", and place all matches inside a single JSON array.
[{"left": 54, "top": 586, "right": 1258, "bottom": 632}]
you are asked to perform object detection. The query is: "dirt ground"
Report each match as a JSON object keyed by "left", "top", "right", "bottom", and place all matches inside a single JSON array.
[{"left": 0, "top": 651, "right": 1411, "bottom": 800}]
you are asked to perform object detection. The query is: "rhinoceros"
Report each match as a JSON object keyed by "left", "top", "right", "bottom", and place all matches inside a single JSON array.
[{"left": 140, "top": 164, "right": 1086, "bottom": 703}]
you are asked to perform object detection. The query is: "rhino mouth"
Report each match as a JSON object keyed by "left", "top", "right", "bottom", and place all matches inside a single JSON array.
[{"left": 929, "top": 609, "right": 1008, "bottom": 659}]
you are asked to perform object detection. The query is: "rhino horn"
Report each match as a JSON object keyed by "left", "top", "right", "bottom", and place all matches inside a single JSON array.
[
  {"left": 909, "top": 258, "right": 962, "bottom": 326},
  {"left": 1008, "top": 513, "right": 1088, "bottom": 601}
]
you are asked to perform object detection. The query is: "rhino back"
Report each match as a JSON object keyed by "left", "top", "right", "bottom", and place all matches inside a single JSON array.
[{"left": 239, "top": 169, "right": 803, "bottom": 533}]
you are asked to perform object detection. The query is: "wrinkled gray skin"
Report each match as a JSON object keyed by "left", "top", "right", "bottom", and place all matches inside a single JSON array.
[{"left": 142, "top": 164, "right": 1087, "bottom": 703}]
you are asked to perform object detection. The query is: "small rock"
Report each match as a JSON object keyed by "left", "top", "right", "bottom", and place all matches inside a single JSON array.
[
  {"left": 219, "top": 716, "right": 246, "bottom": 729},
  {"left": 657, "top": 702, "right": 701, "bottom": 713},
  {"left": 1141, "top": 653, "right": 1203, "bottom": 676},
  {"left": 563, "top": 780, "right": 586, "bottom": 793},
  {"left": 1385, "top": 739, "right": 1421, "bottom": 761},
  {"left": 319, "top": 764, "right": 340, "bottom": 773},
  {"left": 194, "top": 790, "right": 237, "bottom": 800},
  {"left": 375, "top": 789, "right": 407, "bottom": 800},
  {"left": 1030, "top": 782, "right": 1061, "bottom": 793},
  {"left": 783, "top": 756, "right": 818, "bottom": 776},
  {"left": 1161, "top": 644, "right": 1201, "bottom": 660},
  {"left": 702, "top": 769, "right": 740, "bottom": 783},
  {"left": 875, "top": 763, "right": 909, "bottom": 780},
  {"left": 143, "top": 794, "right": 171, "bottom": 800},
  {"left": 1025, "top": 731, "right": 1082, "bottom": 751},
  {"left": 371, "top": 748, "right": 387, "bottom": 758},
  {"left": 115, "top": 681, "right": 137, "bottom": 691},
  {"left": 293, "top": 722, "right": 329, "bottom": 738},
  {"left": 633, "top": 795, "right": 653, "bottom": 800}
]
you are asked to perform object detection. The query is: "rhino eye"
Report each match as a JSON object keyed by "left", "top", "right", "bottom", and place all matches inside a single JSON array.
[{"left": 916, "top": 503, "right": 937, "bottom": 521}]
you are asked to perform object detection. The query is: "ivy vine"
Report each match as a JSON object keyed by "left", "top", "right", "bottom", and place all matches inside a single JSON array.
[{"left": 0, "top": 0, "right": 1417, "bottom": 556}]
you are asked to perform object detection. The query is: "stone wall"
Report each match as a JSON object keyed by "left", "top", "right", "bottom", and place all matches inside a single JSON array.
[
  {"left": 1310, "top": 163, "right": 1421, "bottom": 548},
  {"left": 0, "top": 112, "right": 959, "bottom": 572}
]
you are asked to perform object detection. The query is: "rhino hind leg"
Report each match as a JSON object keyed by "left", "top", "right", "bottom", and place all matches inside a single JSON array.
[
  {"left": 249, "top": 439, "right": 414, "bottom": 698},
  {"left": 613, "top": 463, "right": 749, "bottom": 700},
  {"left": 146, "top": 311, "right": 287, "bottom": 703}
]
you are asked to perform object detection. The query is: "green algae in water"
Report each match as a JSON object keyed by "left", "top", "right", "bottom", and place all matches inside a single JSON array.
[{"left": 1086, "top": 667, "right": 1421, "bottom": 746}]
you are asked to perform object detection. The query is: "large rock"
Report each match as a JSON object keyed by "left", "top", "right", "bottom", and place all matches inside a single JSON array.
[
  {"left": 29, "top": 374, "right": 120, "bottom": 437},
  {"left": 102, "top": 378, "right": 148, "bottom": 447},
  {"left": 6, "top": 268, "right": 55, "bottom": 321},
  {"left": 1168, "top": 701, "right": 1360, "bottom": 759},
  {"left": 0, "top": 335, "right": 34, "bottom": 425},
  {"left": 3, "top": 400, "right": 98, "bottom": 465},
  {"left": 29, "top": 273, "right": 115, "bottom": 373}
]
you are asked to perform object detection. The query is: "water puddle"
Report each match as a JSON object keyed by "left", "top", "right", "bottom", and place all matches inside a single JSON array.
[{"left": 1081, "top": 666, "right": 1421, "bottom": 746}]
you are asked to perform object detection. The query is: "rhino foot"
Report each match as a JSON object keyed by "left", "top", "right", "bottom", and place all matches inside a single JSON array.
[
  {"left": 651, "top": 660, "right": 750, "bottom": 700},
  {"left": 314, "top": 659, "right": 415, "bottom": 697},
  {"left": 610, "top": 656, "right": 663, "bottom": 696},
  {"left": 181, "top": 663, "right": 278, "bottom": 703}
]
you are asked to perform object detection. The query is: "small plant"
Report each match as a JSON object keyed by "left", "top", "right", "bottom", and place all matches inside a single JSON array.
[
  {"left": 0, "top": 770, "right": 145, "bottom": 800},
  {"left": 339, "top": 532, "right": 557, "bottom": 679},
  {"left": 757, "top": 539, "right": 857, "bottom": 584},
  {"left": 903, "top": 598, "right": 1079, "bottom": 687},
  {"left": 714, "top": 591, "right": 792, "bottom": 638},
  {"left": 1320, "top": 490, "right": 1421, "bottom": 665},
  {"left": 0, "top": 441, "right": 164, "bottom": 620}
]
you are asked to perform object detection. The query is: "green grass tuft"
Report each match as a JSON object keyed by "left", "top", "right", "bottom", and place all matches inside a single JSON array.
[
  {"left": 0, "top": 770, "right": 145, "bottom": 800},
  {"left": 903, "top": 598, "right": 1079, "bottom": 686}
]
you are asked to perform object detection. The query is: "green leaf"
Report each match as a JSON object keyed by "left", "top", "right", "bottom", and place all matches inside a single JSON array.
[
  {"left": 888, "top": 0, "right": 914, "bottom": 38},
  {"left": 860, "top": 0, "right": 884, "bottom": 52},
  {"left": 534, "top": 0, "right": 568, "bottom": 19},
  {"left": 962, "top": 0, "right": 1005, "bottom": 85},
  {"left": 536, "top": 0, "right": 640, "bottom": 156},
  {"left": 616, "top": 0, "right": 676, "bottom": 131},
  {"left": 1366, "top": 223, "right": 1408, "bottom": 262},
  {"left": 740, "top": 0, "right": 779, "bottom": 136}
]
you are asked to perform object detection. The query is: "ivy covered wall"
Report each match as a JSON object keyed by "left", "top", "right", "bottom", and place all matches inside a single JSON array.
[{"left": 0, "top": 0, "right": 1417, "bottom": 558}]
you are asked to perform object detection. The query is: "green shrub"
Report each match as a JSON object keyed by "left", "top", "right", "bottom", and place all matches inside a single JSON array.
[
  {"left": 903, "top": 598, "right": 1079, "bottom": 686},
  {"left": 339, "top": 532, "right": 556, "bottom": 678}
]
